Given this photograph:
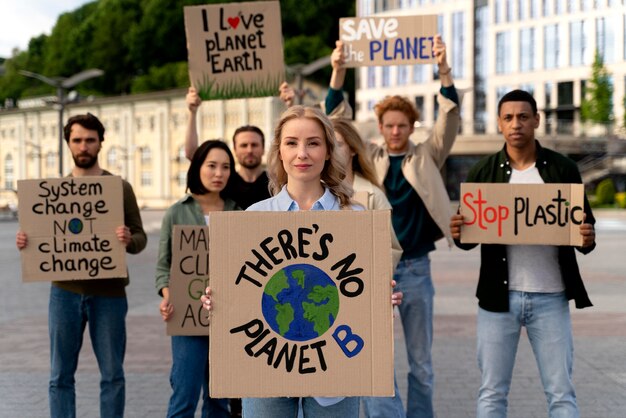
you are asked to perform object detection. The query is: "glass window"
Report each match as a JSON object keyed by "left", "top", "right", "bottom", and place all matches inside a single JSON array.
[
  {"left": 107, "top": 149, "right": 117, "bottom": 168},
  {"left": 4, "top": 154, "right": 14, "bottom": 190},
  {"left": 367, "top": 67, "right": 376, "bottom": 88},
  {"left": 520, "top": 83, "right": 535, "bottom": 96},
  {"left": 397, "top": 66, "right": 408, "bottom": 85},
  {"left": 520, "top": 28, "right": 536, "bottom": 71},
  {"left": 531, "top": 0, "right": 540, "bottom": 17},
  {"left": 581, "top": 0, "right": 593, "bottom": 11},
  {"left": 140, "top": 147, "right": 152, "bottom": 165},
  {"left": 545, "top": 81, "right": 554, "bottom": 108},
  {"left": 452, "top": 11, "right": 466, "bottom": 78},
  {"left": 382, "top": 67, "right": 391, "bottom": 87},
  {"left": 556, "top": 0, "right": 566, "bottom": 13},
  {"left": 46, "top": 151, "right": 55, "bottom": 169},
  {"left": 519, "top": 0, "right": 528, "bottom": 19},
  {"left": 597, "top": 17, "right": 616, "bottom": 63},
  {"left": 570, "top": 20, "right": 591, "bottom": 66},
  {"left": 413, "top": 64, "right": 427, "bottom": 83},
  {"left": 141, "top": 171, "right": 152, "bottom": 187},
  {"left": 496, "top": 31, "right": 513, "bottom": 74},
  {"left": 543, "top": 0, "right": 553, "bottom": 16},
  {"left": 495, "top": 0, "right": 505, "bottom": 23},
  {"left": 544, "top": 24, "right": 558, "bottom": 69}
]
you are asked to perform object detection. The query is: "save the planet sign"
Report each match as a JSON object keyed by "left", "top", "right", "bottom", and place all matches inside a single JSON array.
[
  {"left": 17, "top": 176, "right": 126, "bottom": 282},
  {"left": 183, "top": 1, "right": 284, "bottom": 100},
  {"left": 208, "top": 211, "right": 394, "bottom": 397},
  {"left": 339, "top": 14, "right": 437, "bottom": 67},
  {"left": 459, "top": 183, "right": 586, "bottom": 246}
]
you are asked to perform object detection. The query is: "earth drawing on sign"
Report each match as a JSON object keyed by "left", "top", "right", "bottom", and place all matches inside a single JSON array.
[{"left": 261, "top": 263, "right": 340, "bottom": 342}]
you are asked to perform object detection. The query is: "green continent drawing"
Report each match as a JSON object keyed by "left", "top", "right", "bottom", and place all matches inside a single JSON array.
[{"left": 261, "top": 264, "right": 340, "bottom": 342}]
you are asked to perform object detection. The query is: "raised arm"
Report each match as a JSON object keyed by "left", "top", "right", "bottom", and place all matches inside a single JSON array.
[{"left": 185, "top": 87, "right": 201, "bottom": 161}]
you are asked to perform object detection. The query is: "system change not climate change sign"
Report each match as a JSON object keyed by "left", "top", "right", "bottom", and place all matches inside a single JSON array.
[{"left": 17, "top": 176, "right": 127, "bottom": 282}]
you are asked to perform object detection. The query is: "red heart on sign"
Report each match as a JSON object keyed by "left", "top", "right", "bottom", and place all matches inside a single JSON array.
[{"left": 227, "top": 16, "right": 239, "bottom": 29}]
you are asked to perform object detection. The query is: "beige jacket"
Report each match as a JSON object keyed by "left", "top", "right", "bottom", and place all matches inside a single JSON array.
[
  {"left": 352, "top": 174, "right": 403, "bottom": 269},
  {"left": 370, "top": 93, "right": 460, "bottom": 247}
]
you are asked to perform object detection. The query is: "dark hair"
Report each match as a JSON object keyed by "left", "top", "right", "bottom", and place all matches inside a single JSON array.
[
  {"left": 498, "top": 89, "right": 538, "bottom": 116},
  {"left": 63, "top": 113, "right": 105, "bottom": 142},
  {"left": 186, "top": 139, "right": 236, "bottom": 199},
  {"left": 232, "top": 125, "right": 265, "bottom": 148}
]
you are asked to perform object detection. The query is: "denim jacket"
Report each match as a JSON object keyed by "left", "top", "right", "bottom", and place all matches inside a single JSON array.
[{"left": 455, "top": 141, "right": 596, "bottom": 312}]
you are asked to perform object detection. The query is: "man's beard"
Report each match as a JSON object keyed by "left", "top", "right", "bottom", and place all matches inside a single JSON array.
[
  {"left": 73, "top": 153, "right": 98, "bottom": 169},
  {"left": 240, "top": 158, "right": 261, "bottom": 170}
]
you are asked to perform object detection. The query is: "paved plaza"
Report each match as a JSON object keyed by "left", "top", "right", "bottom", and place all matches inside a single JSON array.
[{"left": 0, "top": 209, "right": 624, "bottom": 418}]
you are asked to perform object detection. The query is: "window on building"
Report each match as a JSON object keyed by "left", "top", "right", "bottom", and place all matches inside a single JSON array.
[
  {"left": 367, "top": 67, "right": 376, "bottom": 88},
  {"left": 519, "top": 0, "right": 528, "bottom": 19},
  {"left": 556, "top": 0, "right": 566, "bottom": 13},
  {"left": 141, "top": 171, "right": 152, "bottom": 187},
  {"left": 506, "top": 0, "right": 514, "bottom": 21},
  {"left": 496, "top": 31, "right": 513, "bottom": 74},
  {"left": 530, "top": 0, "right": 540, "bottom": 17},
  {"left": 397, "top": 66, "right": 408, "bottom": 85},
  {"left": 543, "top": 0, "right": 553, "bottom": 16},
  {"left": 558, "top": 81, "right": 574, "bottom": 106},
  {"left": 596, "top": 17, "right": 616, "bottom": 63},
  {"left": 545, "top": 81, "right": 554, "bottom": 108},
  {"left": 452, "top": 11, "right": 466, "bottom": 78},
  {"left": 178, "top": 145, "right": 186, "bottom": 163},
  {"left": 107, "top": 149, "right": 117, "bottom": 168},
  {"left": 495, "top": 0, "right": 504, "bottom": 23},
  {"left": 413, "top": 64, "right": 427, "bottom": 83},
  {"left": 177, "top": 171, "right": 187, "bottom": 187},
  {"left": 415, "top": 96, "right": 424, "bottom": 121},
  {"left": 140, "top": 147, "right": 152, "bottom": 165},
  {"left": 520, "top": 28, "right": 536, "bottom": 71},
  {"left": 4, "top": 154, "right": 14, "bottom": 190},
  {"left": 520, "top": 83, "right": 535, "bottom": 96},
  {"left": 382, "top": 67, "right": 391, "bottom": 87},
  {"left": 581, "top": 0, "right": 593, "bottom": 11},
  {"left": 544, "top": 24, "right": 559, "bottom": 69},
  {"left": 46, "top": 152, "right": 56, "bottom": 169}
]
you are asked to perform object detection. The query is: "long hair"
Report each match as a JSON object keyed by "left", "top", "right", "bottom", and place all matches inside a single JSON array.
[
  {"left": 186, "top": 139, "right": 237, "bottom": 200},
  {"left": 331, "top": 118, "right": 381, "bottom": 188},
  {"left": 268, "top": 106, "right": 353, "bottom": 208}
]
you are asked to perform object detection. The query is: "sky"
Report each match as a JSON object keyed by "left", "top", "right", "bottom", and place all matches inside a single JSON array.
[{"left": 0, "top": 0, "right": 92, "bottom": 58}]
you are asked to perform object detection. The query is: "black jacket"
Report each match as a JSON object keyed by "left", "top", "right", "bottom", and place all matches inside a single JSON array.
[{"left": 455, "top": 141, "right": 595, "bottom": 312}]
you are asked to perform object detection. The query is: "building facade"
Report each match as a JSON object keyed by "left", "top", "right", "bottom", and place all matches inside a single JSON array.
[{"left": 0, "top": 89, "right": 285, "bottom": 208}]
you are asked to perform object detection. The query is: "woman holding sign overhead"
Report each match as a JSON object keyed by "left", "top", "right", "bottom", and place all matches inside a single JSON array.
[
  {"left": 201, "top": 106, "right": 402, "bottom": 417},
  {"left": 155, "top": 140, "right": 239, "bottom": 418}
]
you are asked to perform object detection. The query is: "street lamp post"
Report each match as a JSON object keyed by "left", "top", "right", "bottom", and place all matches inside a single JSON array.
[
  {"left": 19, "top": 69, "right": 104, "bottom": 177},
  {"left": 287, "top": 56, "right": 331, "bottom": 105}
]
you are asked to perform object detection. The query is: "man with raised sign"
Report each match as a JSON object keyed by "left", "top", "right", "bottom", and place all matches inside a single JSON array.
[
  {"left": 325, "top": 34, "right": 460, "bottom": 418},
  {"left": 16, "top": 113, "right": 147, "bottom": 418},
  {"left": 450, "top": 90, "right": 596, "bottom": 417}
]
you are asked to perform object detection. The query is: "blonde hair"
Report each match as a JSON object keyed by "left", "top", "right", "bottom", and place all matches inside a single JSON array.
[
  {"left": 331, "top": 118, "right": 381, "bottom": 189},
  {"left": 268, "top": 106, "right": 353, "bottom": 208}
]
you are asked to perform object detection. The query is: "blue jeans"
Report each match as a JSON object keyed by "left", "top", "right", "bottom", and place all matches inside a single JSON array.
[
  {"left": 167, "top": 336, "right": 229, "bottom": 418},
  {"left": 363, "top": 255, "right": 434, "bottom": 418},
  {"left": 243, "top": 397, "right": 359, "bottom": 418},
  {"left": 477, "top": 291, "right": 578, "bottom": 418},
  {"left": 48, "top": 285, "right": 127, "bottom": 418}
]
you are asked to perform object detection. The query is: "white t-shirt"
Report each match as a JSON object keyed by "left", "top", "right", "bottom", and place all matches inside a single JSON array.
[{"left": 506, "top": 164, "right": 564, "bottom": 293}]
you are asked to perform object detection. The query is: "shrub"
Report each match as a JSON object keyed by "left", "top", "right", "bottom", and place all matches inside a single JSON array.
[
  {"left": 595, "top": 178, "right": 616, "bottom": 205},
  {"left": 616, "top": 192, "right": 626, "bottom": 209}
]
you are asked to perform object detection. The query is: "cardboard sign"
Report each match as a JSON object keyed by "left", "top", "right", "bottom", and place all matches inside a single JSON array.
[
  {"left": 339, "top": 15, "right": 437, "bottom": 67},
  {"left": 17, "top": 176, "right": 126, "bottom": 282},
  {"left": 167, "top": 225, "right": 211, "bottom": 336},
  {"left": 184, "top": 1, "right": 284, "bottom": 100},
  {"left": 208, "top": 211, "right": 394, "bottom": 398},
  {"left": 459, "top": 183, "right": 585, "bottom": 246}
]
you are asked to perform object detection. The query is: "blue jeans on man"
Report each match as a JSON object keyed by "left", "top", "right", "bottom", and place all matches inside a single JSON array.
[
  {"left": 477, "top": 291, "right": 578, "bottom": 418},
  {"left": 167, "top": 336, "right": 229, "bottom": 418},
  {"left": 362, "top": 255, "right": 434, "bottom": 418},
  {"left": 48, "top": 285, "right": 128, "bottom": 418}
]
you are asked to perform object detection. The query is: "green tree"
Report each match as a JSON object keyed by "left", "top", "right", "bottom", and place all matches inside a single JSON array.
[{"left": 581, "top": 51, "right": 613, "bottom": 123}]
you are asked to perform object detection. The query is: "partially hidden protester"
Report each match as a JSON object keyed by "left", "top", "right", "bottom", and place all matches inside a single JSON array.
[
  {"left": 449, "top": 89, "right": 596, "bottom": 418},
  {"left": 156, "top": 140, "right": 240, "bottom": 418},
  {"left": 16, "top": 113, "right": 147, "bottom": 418}
]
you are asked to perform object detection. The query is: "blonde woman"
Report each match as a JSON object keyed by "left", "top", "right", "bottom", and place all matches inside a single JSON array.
[{"left": 203, "top": 106, "right": 402, "bottom": 417}]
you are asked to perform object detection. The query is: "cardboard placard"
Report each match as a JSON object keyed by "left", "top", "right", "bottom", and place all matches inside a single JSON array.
[
  {"left": 167, "top": 225, "right": 211, "bottom": 336},
  {"left": 184, "top": 1, "right": 284, "bottom": 100},
  {"left": 459, "top": 183, "right": 585, "bottom": 246},
  {"left": 17, "top": 176, "right": 126, "bottom": 282},
  {"left": 339, "top": 15, "right": 437, "bottom": 67},
  {"left": 208, "top": 211, "right": 394, "bottom": 398}
]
